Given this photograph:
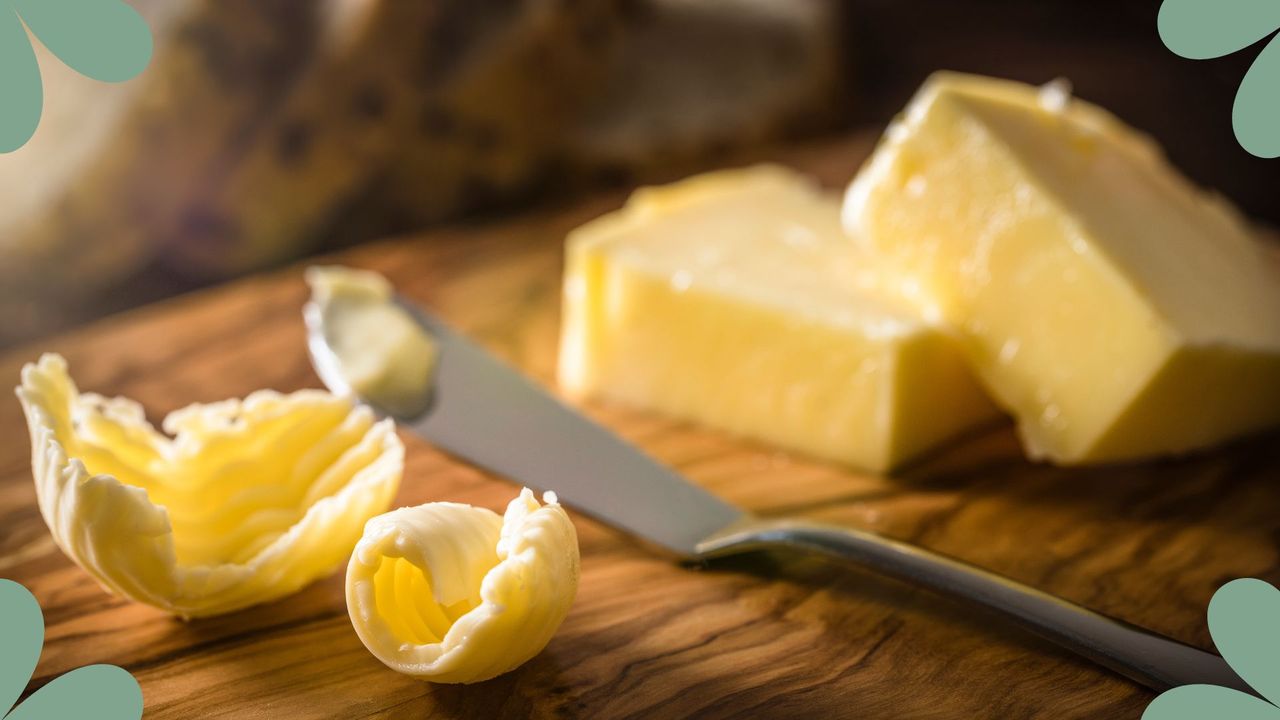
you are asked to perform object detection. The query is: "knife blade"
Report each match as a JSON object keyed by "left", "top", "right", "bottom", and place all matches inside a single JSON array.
[
  {"left": 309, "top": 295, "right": 745, "bottom": 557},
  {"left": 304, "top": 285, "right": 1255, "bottom": 697}
]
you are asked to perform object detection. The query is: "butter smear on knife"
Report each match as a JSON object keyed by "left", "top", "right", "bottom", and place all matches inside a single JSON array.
[
  {"left": 346, "top": 489, "right": 580, "bottom": 683},
  {"left": 306, "top": 265, "right": 437, "bottom": 419}
]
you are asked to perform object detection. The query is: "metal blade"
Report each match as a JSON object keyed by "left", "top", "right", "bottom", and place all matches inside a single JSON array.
[{"left": 372, "top": 299, "right": 745, "bottom": 557}]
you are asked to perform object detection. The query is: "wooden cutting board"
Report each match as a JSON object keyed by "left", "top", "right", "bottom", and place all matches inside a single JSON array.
[{"left": 2, "top": 135, "right": 1277, "bottom": 719}]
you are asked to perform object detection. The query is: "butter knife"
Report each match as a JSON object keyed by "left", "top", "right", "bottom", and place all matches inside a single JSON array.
[{"left": 305, "top": 293, "right": 1250, "bottom": 697}]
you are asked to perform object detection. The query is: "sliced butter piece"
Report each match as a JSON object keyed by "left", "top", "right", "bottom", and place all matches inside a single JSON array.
[
  {"left": 559, "top": 166, "right": 1000, "bottom": 472},
  {"left": 844, "top": 72, "right": 1280, "bottom": 463},
  {"left": 346, "top": 489, "right": 580, "bottom": 683}
]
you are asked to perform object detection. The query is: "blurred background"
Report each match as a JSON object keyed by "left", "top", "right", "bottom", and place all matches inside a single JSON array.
[{"left": 0, "top": 0, "right": 1271, "bottom": 349}]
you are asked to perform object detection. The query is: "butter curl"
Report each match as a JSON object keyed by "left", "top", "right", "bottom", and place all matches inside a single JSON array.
[
  {"left": 16, "top": 353, "right": 403, "bottom": 618},
  {"left": 346, "top": 489, "right": 580, "bottom": 683}
]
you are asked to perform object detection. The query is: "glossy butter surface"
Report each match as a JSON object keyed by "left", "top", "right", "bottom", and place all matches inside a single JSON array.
[
  {"left": 16, "top": 354, "right": 403, "bottom": 617},
  {"left": 346, "top": 489, "right": 579, "bottom": 683},
  {"left": 560, "top": 165, "right": 999, "bottom": 472},
  {"left": 844, "top": 72, "right": 1280, "bottom": 463}
]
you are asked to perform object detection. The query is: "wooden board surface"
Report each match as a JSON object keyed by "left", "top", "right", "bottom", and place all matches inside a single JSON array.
[{"left": 2, "top": 135, "right": 1279, "bottom": 719}]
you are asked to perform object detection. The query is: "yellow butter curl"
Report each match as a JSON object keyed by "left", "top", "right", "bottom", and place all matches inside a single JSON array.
[
  {"left": 346, "top": 488, "right": 580, "bottom": 683},
  {"left": 16, "top": 354, "right": 403, "bottom": 618}
]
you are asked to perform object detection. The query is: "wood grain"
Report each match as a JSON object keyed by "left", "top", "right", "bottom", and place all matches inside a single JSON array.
[{"left": 2, "top": 135, "right": 1279, "bottom": 719}]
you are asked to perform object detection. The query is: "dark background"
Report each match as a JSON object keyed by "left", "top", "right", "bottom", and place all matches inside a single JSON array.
[{"left": 0, "top": 0, "right": 1273, "bottom": 348}]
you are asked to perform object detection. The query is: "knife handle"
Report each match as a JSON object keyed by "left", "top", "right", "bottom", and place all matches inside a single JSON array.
[{"left": 696, "top": 517, "right": 1251, "bottom": 696}]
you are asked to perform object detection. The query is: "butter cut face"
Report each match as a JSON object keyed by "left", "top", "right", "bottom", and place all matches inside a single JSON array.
[
  {"left": 346, "top": 488, "right": 579, "bottom": 684},
  {"left": 844, "top": 72, "right": 1280, "bottom": 463},
  {"left": 16, "top": 354, "right": 403, "bottom": 618},
  {"left": 559, "top": 165, "right": 1000, "bottom": 472}
]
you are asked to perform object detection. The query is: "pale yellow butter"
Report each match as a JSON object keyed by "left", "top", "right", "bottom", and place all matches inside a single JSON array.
[
  {"left": 305, "top": 265, "right": 437, "bottom": 419},
  {"left": 346, "top": 488, "right": 579, "bottom": 683},
  {"left": 844, "top": 72, "right": 1280, "bottom": 463},
  {"left": 15, "top": 354, "right": 403, "bottom": 618},
  {"left": 559, "top": 165, "right": 1000, "bottom": 472}
]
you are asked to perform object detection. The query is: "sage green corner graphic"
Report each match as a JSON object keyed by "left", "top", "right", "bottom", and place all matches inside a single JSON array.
[
  {"left": 1143, "top": 579, "right": 1280, "bottom": 719},
  {"left": 1159, "top": 0, "right": 1280, "bottom": 158},
  {"left": 0, "top": 579, "right": 141, "bottom": 720},
  {"left": 0, "top": 0, "right": 152, "bottom": 153}
]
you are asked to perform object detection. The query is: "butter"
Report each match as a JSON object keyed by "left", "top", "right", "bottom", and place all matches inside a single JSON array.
[
  {"left": 844, "top": 72, "right": 1280, "bottom": 463},
  {"left": 346, "top": 488, "right": 579, "bottom": 684},
  {"left": 559, "top": 166, "right": 1000, "bottom": 472},
  {"left": 305, "top": 266, "right": 437, "bottom": 419},
  {"left": 15, "top": 354, "right": 403, "bottom": 618}
]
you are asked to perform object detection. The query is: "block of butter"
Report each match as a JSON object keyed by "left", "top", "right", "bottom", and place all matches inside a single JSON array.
[
  {"left": 844, "top": 72, "right": 1280, "bottom": 463},
  {"left": 558, "top": 166, "right": 999, "bottom": 472}
]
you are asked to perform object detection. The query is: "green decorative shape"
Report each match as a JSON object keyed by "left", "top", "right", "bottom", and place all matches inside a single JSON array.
[
  {"left": 0, "top": 580, "right": 43, "bottom": 717},
  {"left": 0, "top": 579, "right": 142, "bottom": 720},
  {"left": 11, "top": 0, "right": 152, "bottom": 82},
  {"left": 1143, "top": 684, "right": 1280, "bottom": 720},
  {"left": 1208, "top": 579, "right": 1280, "bottom": 703},
  {"left": 1234, "top": 35, "right": 1280, "bottom": 158},
  {"left": 0, "top": 0, "right": 153, "bottom": 153},
  {"left": 1143, "top": 579, "right": 1280, "bottom": 719},
  {"left": 6, "top": 666, "right": 142, "bottom": 720},
  {"left": 1158, "top": 0, "right": 1280, "bottom": 59},
  {"left": 0, "top": 9, "right": 42, "bottom": 153},
  {"left": 1157, "top": 0, "right": 1280, "bottom": 158}
]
